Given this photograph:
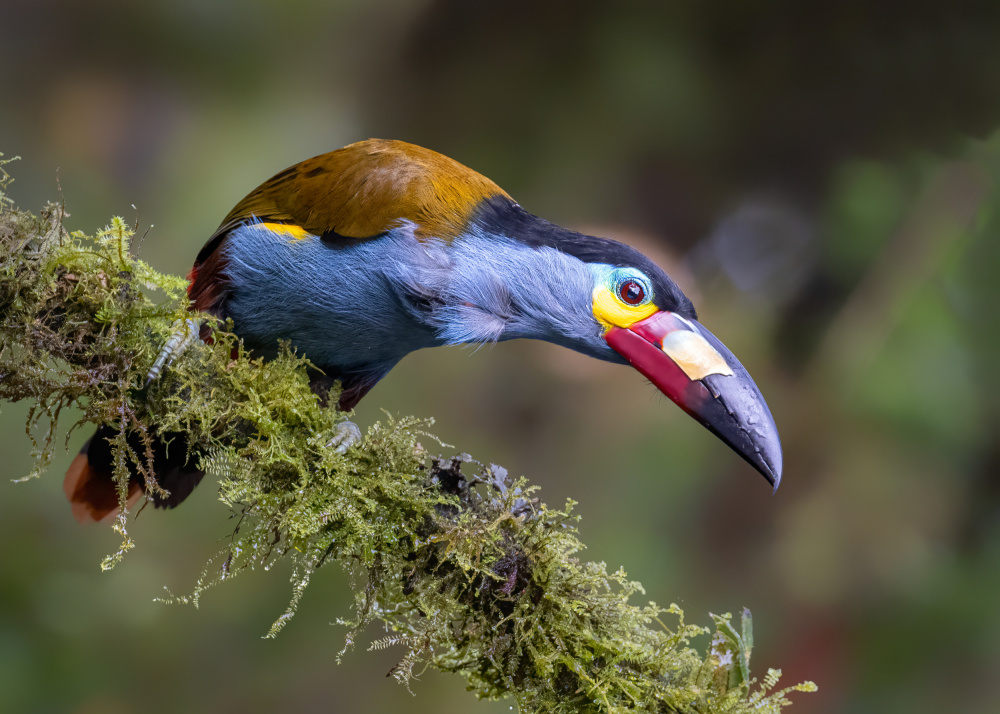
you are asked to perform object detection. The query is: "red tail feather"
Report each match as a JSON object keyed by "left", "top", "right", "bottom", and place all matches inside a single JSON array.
[{"left": 63, "top": 452, "right": 142, "bottom": 523}]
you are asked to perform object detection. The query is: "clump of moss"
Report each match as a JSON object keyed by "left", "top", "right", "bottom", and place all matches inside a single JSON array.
[{"left": 0, "top": 177, "right": 814, "bottom": 712}]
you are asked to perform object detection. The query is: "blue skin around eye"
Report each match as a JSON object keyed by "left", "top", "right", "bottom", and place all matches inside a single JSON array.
[{"left": 589, "top": 265, "right": 654, "bottom": 306}]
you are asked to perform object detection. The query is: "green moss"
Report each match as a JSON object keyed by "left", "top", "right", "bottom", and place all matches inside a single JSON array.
[
  {"left": 0, "top": 153, "right": 19, "bottom": 214},
  {"left": 0, "top": 184, "right": 814, "bottom": 712}
]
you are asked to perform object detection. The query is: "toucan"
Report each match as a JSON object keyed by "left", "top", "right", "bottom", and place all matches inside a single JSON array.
[{"left": 64, "top": 139, "right": 782, "bottom": 522}]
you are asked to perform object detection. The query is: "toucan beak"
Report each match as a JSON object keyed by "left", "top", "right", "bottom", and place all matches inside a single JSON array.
[{"left": 604, "top": 311, "right": 783, "bottom": 490}]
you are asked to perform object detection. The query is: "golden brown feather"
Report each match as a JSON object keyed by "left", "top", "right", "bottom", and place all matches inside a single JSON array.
[{"left": 206, "top": 139, "right": 510, "bottom": 249}]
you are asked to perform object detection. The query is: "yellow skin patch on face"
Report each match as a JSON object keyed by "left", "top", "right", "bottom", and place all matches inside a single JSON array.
[
  {"left": 593, "top": 278, "right": 734, "bottom": 381},
  {"left": 661, "top": 330, "right": 734, "bottom": 380},
  {"left": 260, "top": 222, "right": 311, "bottom": 240},
  {"left": 592, "top": 285, "right": 658, "bottom": 330}
]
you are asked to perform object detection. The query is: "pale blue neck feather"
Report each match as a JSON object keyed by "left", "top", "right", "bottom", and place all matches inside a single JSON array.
[
  {"left": 221, "top": 221, "right": 620, "bottom": 379},
  {"left": 427, "top": 226, "right": 615, "bottom": 361}
]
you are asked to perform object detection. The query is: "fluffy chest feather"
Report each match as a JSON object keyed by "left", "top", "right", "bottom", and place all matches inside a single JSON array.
[{"left": 221, "top": 222, "right": 443, "bottom": 373}]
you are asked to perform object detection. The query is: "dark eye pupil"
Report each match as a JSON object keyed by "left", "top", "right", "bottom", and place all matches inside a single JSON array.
[{"left": 620, "top": 280, "right": 645, "bottom": 305}]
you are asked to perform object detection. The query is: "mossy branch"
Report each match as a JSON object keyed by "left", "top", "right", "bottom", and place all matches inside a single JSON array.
[{"left": 0, "top": 161, "right": 814, "bottom": 712}]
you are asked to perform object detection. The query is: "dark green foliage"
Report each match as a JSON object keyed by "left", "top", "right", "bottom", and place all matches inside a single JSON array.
[{"left": 0, "top": 176, "right": 814, "bottom": 711}]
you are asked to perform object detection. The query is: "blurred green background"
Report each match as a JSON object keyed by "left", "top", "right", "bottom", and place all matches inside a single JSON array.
[{"left": 3, "top": 2, "right": 1000, "bottom": 712}]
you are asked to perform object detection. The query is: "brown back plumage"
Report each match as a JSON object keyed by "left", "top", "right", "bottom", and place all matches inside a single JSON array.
[{"left": 200, "top": 139, "right": 509, "bottom": 259}]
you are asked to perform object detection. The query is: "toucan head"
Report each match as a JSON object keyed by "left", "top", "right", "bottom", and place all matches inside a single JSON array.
[
  {"left": 585, "top": 261, "right": 782, "bottom": 489},
  {"left": 459, "top": 197, "right": 784, "bottom": 490}
]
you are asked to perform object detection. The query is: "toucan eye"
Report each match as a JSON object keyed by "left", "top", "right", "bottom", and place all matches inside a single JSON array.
[{"left": 619, "top": 279, "right": 646, "bottom": 305}]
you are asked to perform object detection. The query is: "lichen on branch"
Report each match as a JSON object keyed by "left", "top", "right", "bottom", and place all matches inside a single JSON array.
[{"left": 0, "top": 167, "right": 814, "bottom": 712}]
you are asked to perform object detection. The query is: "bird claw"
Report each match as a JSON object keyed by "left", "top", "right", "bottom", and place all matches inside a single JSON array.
[
  {"left": 326, "top": 421, "right": 362, "bottom": 454},
  {"left": 146, "top": 318, "right": 202, "bottom": 385}
]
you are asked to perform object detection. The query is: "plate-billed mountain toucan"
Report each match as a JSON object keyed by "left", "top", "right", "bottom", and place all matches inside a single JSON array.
[{"left": 64, "top": 139, "right": 782, "bottom": 522}]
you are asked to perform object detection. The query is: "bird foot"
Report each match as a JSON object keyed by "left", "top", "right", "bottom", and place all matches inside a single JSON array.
[
  {"left": 326, "top": 421, "right": 362, "bottom": 454},
  {"left": 146, "top": 318, "right": 202, "bottom": 385}
]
